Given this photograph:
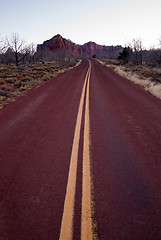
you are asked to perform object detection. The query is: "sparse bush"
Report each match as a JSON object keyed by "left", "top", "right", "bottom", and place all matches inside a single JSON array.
[
  {"left": 0, "top": 79, "right": 4, "bottom": 84},
  {"left": 0, "top": 91, "right": 7, "bottom": 97},
  {"left": 21, "top": 76, "right": 32, "bottom": 82},
  {"left": 19, "top": 86, "right": 28, "bottom": 91},
  {"left": 0, "top": 59, "right": 79, "bottom": 108},
  {"left": 0, "top": 96, "right": 5, "bottom": 105},
  {"left": 5, "top": 78, "right": 15, "bottom": 84},
  {"left": 42, "top": 75, "right": 49, "bottom": 81},
  {"left": 14, "top": 81, "right": 22, "bottom": 88}
]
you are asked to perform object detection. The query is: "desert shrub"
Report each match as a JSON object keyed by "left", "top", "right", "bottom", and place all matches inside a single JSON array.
[
  {"left": 22, "top": 76, "right": 32, "bottom": 82},
  {"left": 14, "top": 81, "right": 22, "bottom": 88},
  {"left": 0, "top": 73, "right": 7, "bottom": 78},
  {"left": 5, "top": 78, "right": 15, "bottom": 84},
  {"left": 19, "top": 86, "right": 28, "bottom": 91},
  {"left": 7, "top": 91, "right": 19, "bottom": 98},
  {"left": 0, "top": 96, "right": 5, "bottom": 105},
  {"left": 42, "top": 75, "right": 50, "bottom": 81},
  {"left": 0, "top": 91, "right": 7, "bottom": 97},
  {"left": 1, "top": 85, "right": 7, "bottom": 90},
  {"left": 0, "top": 59, "right": 78, "bottom": 108},
  {"left": 0, "top": 79, "right": 4, "bottom": 84}
]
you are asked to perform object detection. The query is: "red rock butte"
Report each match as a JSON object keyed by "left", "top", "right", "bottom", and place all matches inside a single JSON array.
[{"left": 36, "top": 34, "right": 123, "bottom": 60}]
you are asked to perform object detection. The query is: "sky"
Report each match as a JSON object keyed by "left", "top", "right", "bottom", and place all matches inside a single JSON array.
[{"left": 0, "top": 0, "right": 161, "bottom": 49}]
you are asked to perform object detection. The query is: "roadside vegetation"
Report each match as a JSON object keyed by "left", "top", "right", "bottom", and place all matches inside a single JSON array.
[
  {"left": 0, "top": 59, "right": 79, "bottom": 108},
  {"left": 98, "top": 38, "right": 161, "bottom": 99},
  {"left": 0, "top": 33, "right": 79, "bottom": 109}
]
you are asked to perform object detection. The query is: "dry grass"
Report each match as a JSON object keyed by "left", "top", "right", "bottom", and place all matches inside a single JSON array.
[
  {"left": 98, "top": 59, "right": 161, "bottom": 99},
  {"left": 0, "top": 59, "right": 81, "bottom": 109}
]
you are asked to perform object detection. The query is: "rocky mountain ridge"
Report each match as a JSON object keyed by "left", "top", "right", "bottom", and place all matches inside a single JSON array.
[{"left": 37, "top": 34, "right": 123, "bottom": 60}]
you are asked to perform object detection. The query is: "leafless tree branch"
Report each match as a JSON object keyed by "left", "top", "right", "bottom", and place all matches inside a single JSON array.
[{"left": 7, "top": 33, "right": 26, "bottom": 67}]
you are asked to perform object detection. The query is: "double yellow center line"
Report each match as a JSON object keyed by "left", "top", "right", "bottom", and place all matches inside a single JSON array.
[{"left": 59, "top": 61, "right": 95, "bottom": 240}]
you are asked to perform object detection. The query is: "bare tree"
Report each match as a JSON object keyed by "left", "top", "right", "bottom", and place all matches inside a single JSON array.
[
  {"left": 7, "top": 33, "right": 26, "bottom": 67},
  {"left": 131, "top": 38, "right": 143, "bottom": 65},
  {"left": 0, "top": 34, "right": 7, "bottom": 53},
  {"left": 159, "top": 36, "right": 161, "bottom": 47},
  {"left": 25, "top": 43, "right": 36, "bottom": 63}
]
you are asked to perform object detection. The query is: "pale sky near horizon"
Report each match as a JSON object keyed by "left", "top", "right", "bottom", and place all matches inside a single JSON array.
[{"left": 0, "top": 0, "right": 161, "bottom": 49}]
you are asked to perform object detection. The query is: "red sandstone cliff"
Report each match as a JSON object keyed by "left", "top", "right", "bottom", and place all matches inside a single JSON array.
[{"left": 36, "top": 34, "right": 123, "bottom": 60}]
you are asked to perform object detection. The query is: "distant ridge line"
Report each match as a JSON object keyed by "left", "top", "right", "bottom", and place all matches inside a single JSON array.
[{"left": 36, "top": 34, "right": 123, "bottom": 60}]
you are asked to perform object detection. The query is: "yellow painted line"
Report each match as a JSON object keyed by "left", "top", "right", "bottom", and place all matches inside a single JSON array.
[
  {"left": 59, "top": 64, "right": 90, "bottom": 240},
  {"left": 81, "top": 61, "right": 93, "bottom": 240}
]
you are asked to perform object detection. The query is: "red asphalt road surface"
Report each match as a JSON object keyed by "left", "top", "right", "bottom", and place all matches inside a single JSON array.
[{"left": 0, "top": 59, "right": 161, "bottom": 239}]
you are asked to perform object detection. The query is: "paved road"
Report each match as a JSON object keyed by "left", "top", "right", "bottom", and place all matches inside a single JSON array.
[{"left": 0, "top": 60, "right": 161, "bottom": 240}]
